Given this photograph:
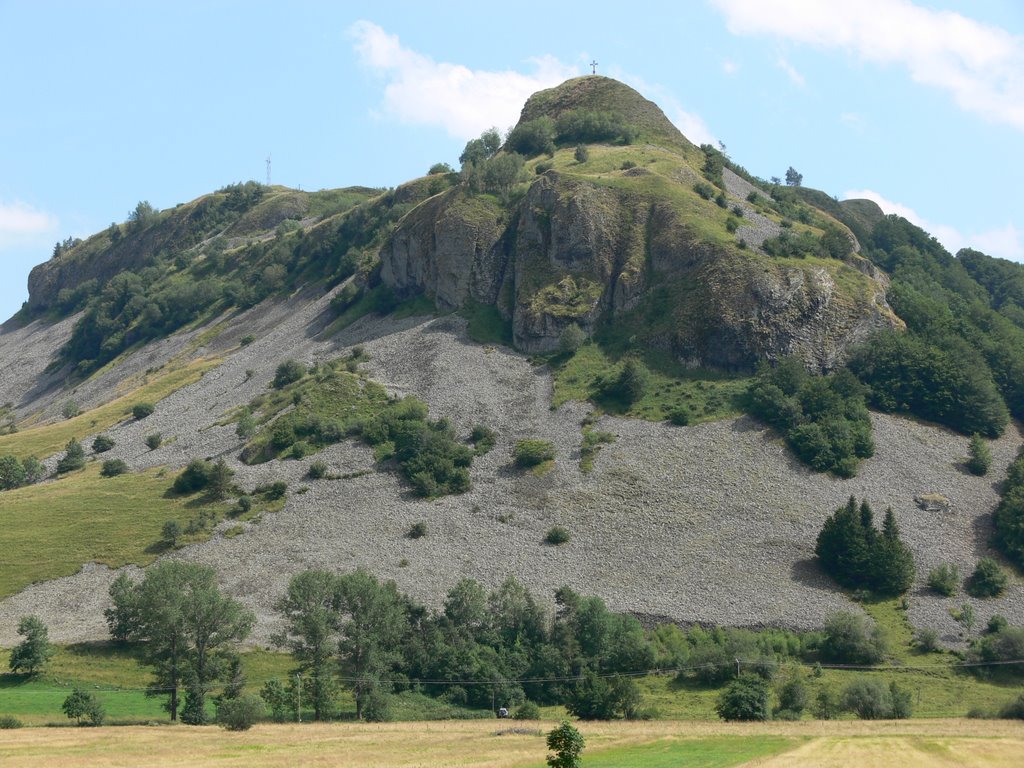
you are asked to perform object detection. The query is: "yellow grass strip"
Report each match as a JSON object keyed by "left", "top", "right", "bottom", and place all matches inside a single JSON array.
[
  {"left": 0, "top": 357, "right": 220, "bottom": 461},
  {"left": 0, "top": 720, "right": 1021, "bottom": 768}
]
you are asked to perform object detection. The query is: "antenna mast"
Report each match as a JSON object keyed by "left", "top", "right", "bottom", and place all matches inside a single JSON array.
[{"left": 266, "top": 154, "right": 272, "bottom": 186}]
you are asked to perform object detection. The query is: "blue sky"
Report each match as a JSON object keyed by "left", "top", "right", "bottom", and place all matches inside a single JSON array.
[{"left": 1, "top": 0, "right": 1022, "bottom": 322}]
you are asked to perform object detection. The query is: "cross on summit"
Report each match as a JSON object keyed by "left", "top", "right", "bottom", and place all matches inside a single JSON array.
[{"left": 590, "top": 60, "right": 598, "bottom": 75}]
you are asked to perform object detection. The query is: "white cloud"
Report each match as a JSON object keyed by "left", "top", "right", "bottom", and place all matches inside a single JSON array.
[
  {"left": 776, "top": 56, "right": 805, "bottom": 87},
  {"left": 722, "top": 59, "right": 740, "bottom": 75},
  {"left": 349, "top": 21, "right": 578, "bottom": 139},
  {"left": 712, "top": 0, "right": 1024, "bottom": 130},
  {"left": 0, "top": 201, "right": 58, "bottom": 249},
  {"left": 843, "top": 188, "right": 1024, "bottom": 261}
]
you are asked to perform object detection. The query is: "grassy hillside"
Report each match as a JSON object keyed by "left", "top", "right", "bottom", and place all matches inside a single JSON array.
[
  {"left": 0, "top": 357, "right": 219, "bottom": 460},
  {"left": 0, "top": 462, "right": 228, "bottom": 599}
]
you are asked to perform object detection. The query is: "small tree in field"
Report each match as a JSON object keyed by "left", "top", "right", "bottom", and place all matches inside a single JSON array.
[
  {"left": 716, "top": 673, "right": 769, "bottom": 721},
  {"left": 546, "top": 720, "right": 585, "bottom": 768},
  {"left": 63, "top": 688, "right": 105, "bottom": 726},
  {"left": 8, "top": 616, "right": 54, "bottom": 675},
  {"left": 56, "top": 438, "right": 86, "bottom": 474},
  {"left": 967, "top": 434, "right": 992, "bottom": 476}
]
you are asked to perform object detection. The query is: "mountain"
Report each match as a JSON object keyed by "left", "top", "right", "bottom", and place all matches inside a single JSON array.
[{"left": 0, "top": 77, "right": 1022, "bottom": 649}]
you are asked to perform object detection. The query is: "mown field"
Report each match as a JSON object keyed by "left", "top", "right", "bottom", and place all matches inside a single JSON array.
[{"left": 1, "top": 719, "right": 1023, "bottom": 768}]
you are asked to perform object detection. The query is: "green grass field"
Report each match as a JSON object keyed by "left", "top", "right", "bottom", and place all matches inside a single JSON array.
[{"left": 0, "top": 462, "right": 228, "bottom": 599}]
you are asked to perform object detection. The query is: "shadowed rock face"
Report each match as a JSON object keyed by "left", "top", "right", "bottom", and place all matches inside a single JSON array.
[{"left": 379, "top": 169, "right": 898, "bottom": 371}]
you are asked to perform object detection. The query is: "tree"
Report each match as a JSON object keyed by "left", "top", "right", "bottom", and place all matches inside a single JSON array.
[
  {"left": 0, "top": 455, "right": 27, "bottom": 490},
  {"left": 967, "top": 557, "right": 1008, "bottom": 598},
  {"left": 482, "top": 152, "right": 525, "bottom": 202},
  {"left": 335, "top": 569, "right": 410, "bottom": 719},
  {"left": 459, "top": 128, "right": 502, "bottom": 166},
  {"left": 716, "top": 673, "right": 769, "bottom": 721},
  {"left": 62, "top": 688, "right": 105, "bottom": 726},
  {"left": 108, "top": 561, "right": 254, "bottom": 722},
  {"left": 216, "top": 693, "right": 263, "bottom": 731},
  {"left": 840, "top": 677, "right": 892, "bottom": 719},
  {"left": 428, "top": 162, "right": 454, "bottom": 175},
  {"left": 546, "top": 721, "right": 585, "bottom": 768},
  {"left": 602, "top": 359, "right": 649, "bottom": 406},
  {"left": 105, "top": 572, "right": 142, "bottom": 642},
  {"left": 558, "top": 323, "right": 586, "bottom": 355},
  {"left": 21, "top": 456, "right": 45, "bottom": 485},
  {"left": 566, "top": 671, "right": 640, "bottom": 719},
  {"left": 872, "top": 508, "right": 915, "bottom": 596},
  {"left": 206, "top": 459, "right": 234, "bottom": 500},
  {"left": 274, "top": 570, "right": 343, "bottom": 720},
  {"left": 785, "top": 166, "right": 803, "bottom": 186},
  {"left": 967, "top": 434, "right": 992, "bottom": 475},
  {"left": 574, "top": 145, "right": 589, "bottom": 163},
  {"left": 162, "top": 520, "right": 182, "bottom": 548},
  {"left": 8, "top": 616, "right": 55, "bottom": 675},
  {"left": 820, "top": 612, "right": 886, "bottom": 664},
  {"left": 56, "top": 437, "right": 86, "bottom": 474}
]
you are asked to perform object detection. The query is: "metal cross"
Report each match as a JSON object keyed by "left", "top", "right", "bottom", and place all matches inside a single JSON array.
[{"left": 590, "top": 59, "right": 598, "bottom": 75}]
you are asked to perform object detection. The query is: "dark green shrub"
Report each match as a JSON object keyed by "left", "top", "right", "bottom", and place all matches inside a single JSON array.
[
  {"left": 92, "top": 434, "right": 115, "bottom": 453},
  {"left": 236, "top": 411, "right": 257, "bottom": 439},
  {"left": 515, "top": 700, "right": 541, "bottom": 719},
  {"left": 600, "top": 358, "right": 648, "bottom": 406},
  {"left": 260, "top": 481, "right": 287, "bottom": 500},
  {"left": 820, "top": 611, "right": 886, "bottom": 664},
  {"left": 132, "top": 402, "right": 155, "bottom": 420},
  {"left": 470, "top": 424, "right": 497, "bottom": 455},
  {"left": 145, "top": 433, "right": 163, "bottom": 450},
  {"left": 61, "top": 400, "right": 80, "bottom": 419},
  {"left": 840, "top": 678, "right": 891, "bottom": 719},
  {"left": 0, "top": 715, "right": 23, "bottom": 729},
  {"left": 361, "top": 688, "right": 392, "bottom": 722},
  {"left": 999, "top": 693, "right": 1024, "bottom": 719},
  {"left": 967, "top": 558, "right": 1008, "bottom": 597},
  {"left": 715, "top": 673, "right": 769, "bottom": 721},
  {"left": 514, "top": 439, "right": 556, "bottom": 468},
  {"left": 776, "top": 678, "right": 808, "bottom": 716},
  {"left": 620, "top": 160, "right": 636, "bottom": 170},
  {"left": 715, "top": 192, "right": 728, "bottom": 208},
  {"left": 694, "top": 182, "right": 715, "bottom": 200},
  {"left": 216, "top": 693, "right": 264, "bottom": 731},
  {"left": 173, "top": 459, "right": 212, "bottom": 494},
  {"left": 289, "top": 440, "right": 313, "bottom": 459},
  {"left": 240, "top": 334, "right": 255, "bottom": 346},
  {"left": 667, "top": 407, "right": 690, "bottom": 426},
  {"left": 272, "top": 359, "right": 307, "bottom": 389},
  {"left": 889, "top": 681, "right": 913, "bottom": 719},
  {"left": 987, "top": 614, "right": 1008, "bottom": 634},
  {"left": 0, "top": 455, "right": 27, "bottom": 489},
  {"left": 927, "top": 563, "right": 959, "bottom": 596},
  {"left": 558, "top": 323, "right": 586, "bottom": 355},
  {"left": 21, "top": 456, "right": 44, "bottom": 485},
  {"left": 566, "top": 671, "right": 640, "bottom": 720},
  {"left": 100, "top": 459, "right": 129, "bottom": 477},
  {"left": 545, "top": 526, "right": 571, "bottom": 546},
  {"left": 967, "top": 434, "right": 992, "bottom": 475},
  {"left": 914, "top": 627, "right": 940, "bottom": 653},
  {"left": 236, "top": 495, "right": 252, "bottom": 515},
  {"left": 56, "top": 438, "right": 86, "bottom": 474},
  {"left": 725, "top": 217, "right": 740, "bottom": 233},
  {"left": 574, "top": 145, "right": 589, "bottom": 163},
  {"left": 535, "top": 161, "right": 553, "bottom": 174},
  {"left": 62, "top": 688, "right": 105, "bottom": 726},
  {"left": 409, "top": 521, "right": 427, "bottom": 539},
  {"left": 307, "top": 460, "right": 328, "bottom": 479},
  {"left": 505, "top": 117, "right": 556, "bottom": 157},
  {"left": 162, "top": 520, "right": 181, "bottom": 547}
]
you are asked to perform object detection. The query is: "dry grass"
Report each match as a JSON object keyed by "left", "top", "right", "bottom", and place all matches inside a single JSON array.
[{"left": 0, "top": 719, "right": 1021, "bottom": 768}]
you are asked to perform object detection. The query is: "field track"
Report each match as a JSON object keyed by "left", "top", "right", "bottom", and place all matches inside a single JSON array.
[{"left": 1, "top": 719, "right": 1023, "bottom": 767}]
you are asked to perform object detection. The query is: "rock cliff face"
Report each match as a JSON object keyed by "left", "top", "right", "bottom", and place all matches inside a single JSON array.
[{"left": 379, "top": 167, "right": 899, "bottom": 371}]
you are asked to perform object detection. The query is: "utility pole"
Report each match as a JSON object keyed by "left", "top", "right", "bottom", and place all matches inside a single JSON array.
[{"left": 266, "top": 154, "right": 272, "bottom": 186}]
